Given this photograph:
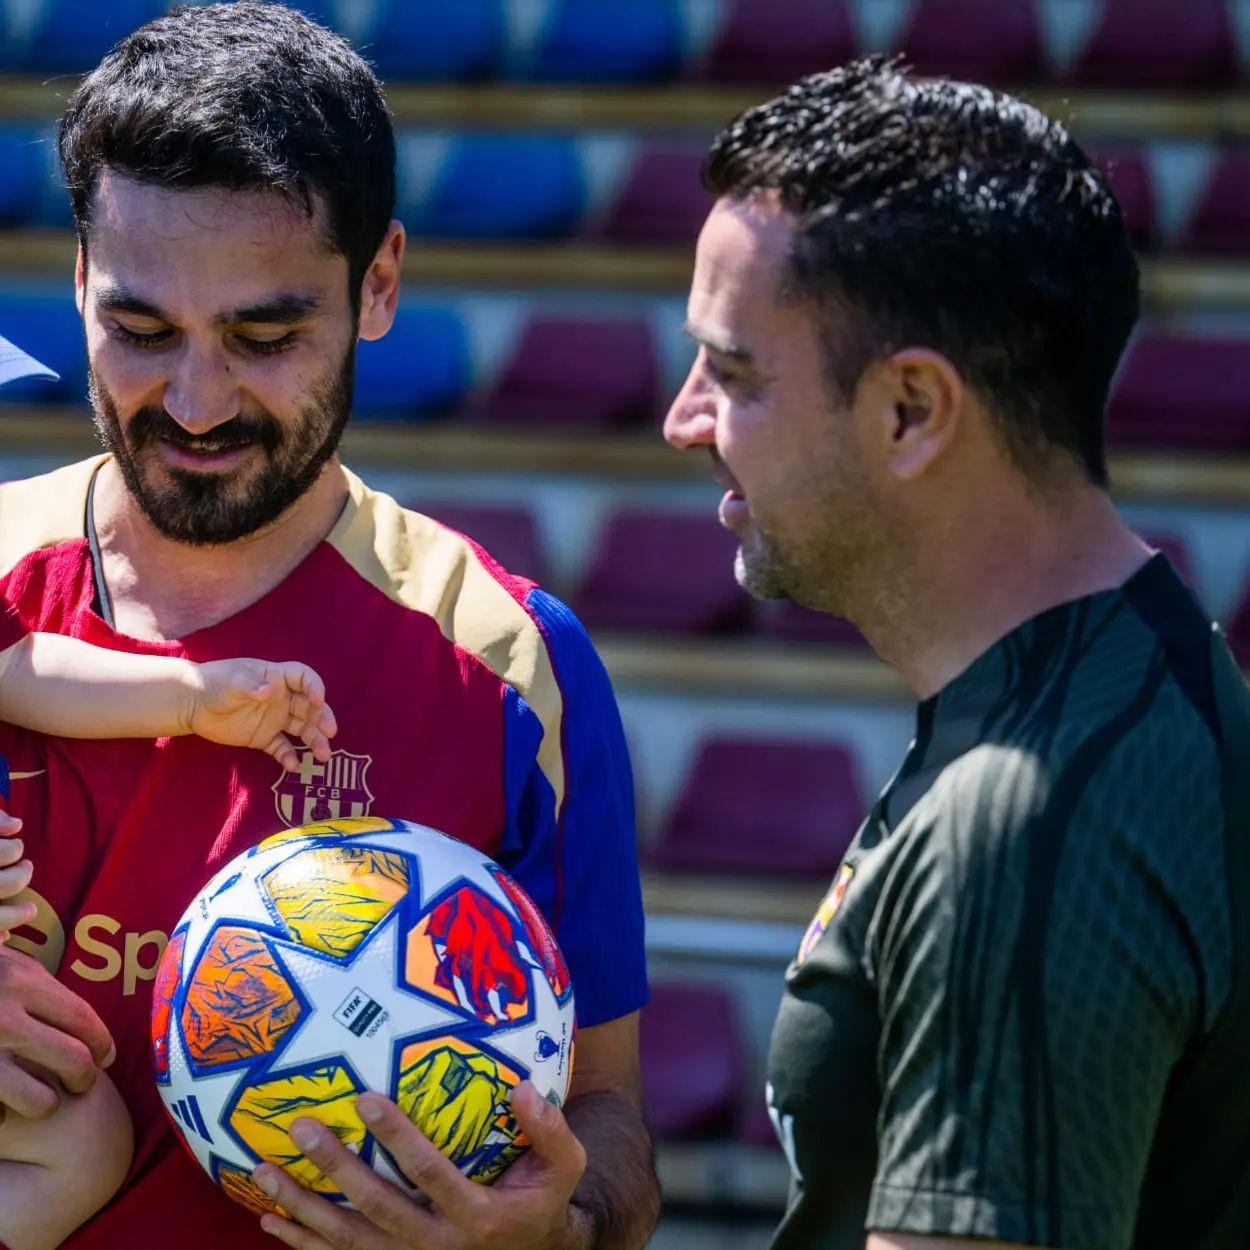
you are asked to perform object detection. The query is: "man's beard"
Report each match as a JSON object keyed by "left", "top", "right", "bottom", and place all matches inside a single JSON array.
[{"left": 89, "top": 349, "right": 354, "bottom": 546}]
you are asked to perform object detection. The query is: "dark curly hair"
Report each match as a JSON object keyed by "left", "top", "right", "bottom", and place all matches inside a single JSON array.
[
  {"left": 704, "top": 57, "right": 1139, "bottom": 487},
  {"left": 58, "top": 2, "right": 395, "bottom": 310}
]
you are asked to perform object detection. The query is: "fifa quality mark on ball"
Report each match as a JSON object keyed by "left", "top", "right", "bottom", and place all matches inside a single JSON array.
[{"left": 151, "top": 816, "right": 576, "bottom": 1210}]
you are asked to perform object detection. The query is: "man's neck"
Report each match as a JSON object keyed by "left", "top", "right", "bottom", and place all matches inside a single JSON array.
[
  {"left": 858, "top": 484, "right": 1153, "bottom": 702},
  {"left": 91, "top": 458, "right": 351, "bottom": 642}
]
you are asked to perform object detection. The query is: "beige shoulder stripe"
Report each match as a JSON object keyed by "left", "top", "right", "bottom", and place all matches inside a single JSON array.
[
  {"left": 0, "top": 455, "right": 107, "bottom": 578},
  {"left": 327, "top": 469, "right": 566, "bottom": 813}
]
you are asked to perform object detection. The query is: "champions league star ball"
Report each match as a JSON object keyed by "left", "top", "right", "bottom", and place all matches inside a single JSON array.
[{"left": 149, "top": 816, "right": 575, "bottom": 1215}]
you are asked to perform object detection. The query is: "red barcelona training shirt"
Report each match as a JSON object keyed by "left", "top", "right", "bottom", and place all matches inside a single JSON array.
[{"left": 0, "top": 457, "right": 647, "bottom": 1250}]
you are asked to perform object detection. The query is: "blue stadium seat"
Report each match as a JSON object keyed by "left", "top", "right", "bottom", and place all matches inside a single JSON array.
[
  {"left": 0, "top": 126, "right": 49, "bottom": 227},
  {"left": 365, "top": 0, "right": 505, "bottom": 81},
  {"left": 410, "top": 135, "right": 584, "bottom": 239},
  {"left": 529, "top": 0, "right": 684, "bottom": 83},
  {"left": 18, "top": 0, "right": 167, "bottom": 73},
  {"left": 0, "top": 288, "right": 88, "bottom": 403},
  {"left": 352, "top": 304, "right": 469, "bottom": 418}
]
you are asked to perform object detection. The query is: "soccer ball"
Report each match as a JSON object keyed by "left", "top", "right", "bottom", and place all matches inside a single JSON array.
[{"left": 150, "top": 816, "right": 576, "bottom": 1215}]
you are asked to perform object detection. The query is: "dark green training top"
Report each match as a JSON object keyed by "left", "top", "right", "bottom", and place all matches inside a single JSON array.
[{"left": 766, "top": 556, "right": 1250, "bottom": 1250}]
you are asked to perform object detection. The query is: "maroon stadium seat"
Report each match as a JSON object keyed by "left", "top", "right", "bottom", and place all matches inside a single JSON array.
[
  {"left": 650, "top": 736, "right": 864, "bottom": 877},
  {"left": 736, "top": 1096, "right": 782, "bottom": 1149},
  {"left": 409, "top": 500, "right": 549, "bottom": 586},
  {"left": 1092, "top": 150, "right": 1156, "bottom": 251},
  {"left": 894, "top": 0, "right": 1043, "bottom": 84},
  {"left": 598, "top": 148, "right": 712, "bottom": 246},
  {"left": 1177, "top": 153, "right": 1250, "bottom": 257},
  {"left": 573, "top": 508, "right": 749, "bottom": 635},
  {"left": 480, "top": 317, "right": 657, "bottom": 429},
  {"left": 1225, "top": 579, "right": 1250, "bottom": 665},
  {"left": 755, "top": 601, "right": 869, "bottom": 649},
  {"left": 640, "top": 982, "right": 743, "bottom": 1141},
  {"left": 1106, "top": 336, "right": 1250, "bottom": 452},
  {"left": 699, "top": 0, "right": 856, "bottom": 85},
  {"left": 1070, "top": 0, "right": 1237, "bottom": 89}
]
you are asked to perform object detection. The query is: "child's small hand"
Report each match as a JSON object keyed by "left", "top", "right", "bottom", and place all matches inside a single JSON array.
[
  {"left": 0, "top": 818, "right": 36, "bottom": 940},
  {"left": 186, "top": 660, "right": 339, "bottom": 772}
]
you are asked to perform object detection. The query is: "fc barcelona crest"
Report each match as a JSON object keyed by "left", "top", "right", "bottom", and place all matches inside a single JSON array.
[{"left": 273, "top": 749, "right": 375, "bottom": 828}]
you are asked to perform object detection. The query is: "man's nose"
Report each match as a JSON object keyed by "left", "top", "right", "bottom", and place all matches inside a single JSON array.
[
  {"left": 663, "top": 368, "right": 716, "bottom": 450},
  {"left": 162, "top": 344, "right": 239, "bottom": 433}
]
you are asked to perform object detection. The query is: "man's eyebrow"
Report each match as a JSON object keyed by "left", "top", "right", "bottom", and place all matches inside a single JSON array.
[
  {"left": 94, "top": 283, "right": 168, "bottom": 321},
  {"left": 683, "top": 320, "right": 753, "bottom": 364},
  {"left": 218, "top": 294, "right": 324, "bottom": 326}
]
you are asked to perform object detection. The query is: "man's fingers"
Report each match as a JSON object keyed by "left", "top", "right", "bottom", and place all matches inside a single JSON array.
[
  {"left": 0, "top": 899, "right": 38, "bottom": 932},
  {"left": 508, "top": 1083, "right": 587, "bottom": 1186},
  {"left": 13, "top": 957, "right": 115, "bottom": 1066},
  {"left": 256, "top": 1211, "right": 331, "bottom": 1249},
  {"left": 250, "top": 1163, "right": 359, "bottom": 1248},
  {"left": 0, "top": 837, "right": 24, "bottom": 868},
  {"left": 12, "top": 1017, "right": 100, "bottom": 1094},
  {"left": 355, "top": 1094, "right": 487, "bottom": 1225},
  {"left": 0, "top": 859, "right": 34, "bottom": 898},
  {"left": 267, "top": 733, "right": 299, "bottom": 772},
  {"left": 0, "top": 1054, "right": 59, "bottom": 1119},
  {"left": 294, "top": 721, "right": 332, "bottom": 763},
  {"left": 0, "top": 813, "right": 22, "bottom": 836}
]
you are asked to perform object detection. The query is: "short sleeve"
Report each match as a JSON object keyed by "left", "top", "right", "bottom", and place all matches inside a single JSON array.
[
  {"left": 864, "top": 749, "right": 1197, "bottom": 1249},
  {"left": 494, "top": 588, "right": 647, "bottom": 1029}
]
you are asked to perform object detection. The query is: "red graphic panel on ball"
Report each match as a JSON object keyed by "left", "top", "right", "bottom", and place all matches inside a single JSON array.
[
  {"left": 405, "top": 884, "right": 533, "bottom": 1026},
  {"left": 151, "top": 927, "right": 186, "bottom": 1081},
  {"left": 489, "top": 866, "right": 571, "bottom": 1002},
  {"left": 180, "top": 926, "right": 304, "bottom": 1067}
]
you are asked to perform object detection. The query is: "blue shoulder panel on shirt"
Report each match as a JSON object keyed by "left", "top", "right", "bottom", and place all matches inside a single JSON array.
[{"left": 495, "top": 588, "right": 648, "bottom": 1029}]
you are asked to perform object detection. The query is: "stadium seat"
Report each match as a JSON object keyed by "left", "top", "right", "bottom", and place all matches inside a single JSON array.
[
  {"left": 698, "top": 0, "right": 856, "bottom": 85},
  {"left": 1069, "top": 0, "right": 1238, "bottom": 89},
  {"left": 410, "top": 500, "right": 549, "bottom": 585},
  {"left": 528, "top": 0, "right": 684, "bottom": 83},
  {"left": 0, "top": 126, "right": 48, "bottom": 228},
  {"left": 365, "top": 0, "right": 505, "bottom": 81},
  {"left": 1092, "top": 150, "right": 1156, "bottom": 251},
  {"left": 598, "top": 148, "right": 711, "bottom": 246},
  {"left": 755, "top": 602, "right": 869, "bottom": 649},
  {"left": 573, "top": 508, "right": 748, "bottom": 635},
  {"left": 16, "top": 0, "right": 168, "bottom": 72},
  {"left": 650, "top": 736, "right": 864, "bottom": 877},
  {"left": 1105, "top": 336, "right": 1250, "bottom": 452},
  {"left": 352, "top": 304, "right": 470, "bottom": 418},
  {"left": 0, "top": 288, "right": 87, "bottom": 403},
  {"left": 640, "top": 982, "right": 743, "bottom": 1141},
  {"left": 411, "top": 136, "right": 584, "bottom": 240},
  {"left": 1177, "top": 153, "right": 1250, "bottom": 257},
  {"left": 893, "top": 0, "right": 1043, "bottom": 84},
  {"left": 480, "top": 316, "right": 658, "bottom": 429}
]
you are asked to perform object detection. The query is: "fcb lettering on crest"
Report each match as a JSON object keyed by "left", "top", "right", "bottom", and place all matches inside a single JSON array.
[{"left": 273, "top": 749, "right": 375, "bottom": 828}]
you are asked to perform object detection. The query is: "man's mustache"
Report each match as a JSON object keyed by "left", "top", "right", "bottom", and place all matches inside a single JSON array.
[{"left": 127, "top": 407, "right": 282, "bottom": 454}]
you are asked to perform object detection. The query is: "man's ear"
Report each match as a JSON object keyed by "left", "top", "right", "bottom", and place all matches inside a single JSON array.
[
  {"left": 879, "top": 348, "right": 964, "bottom": 482},
  {"left": 75, "top": 242, "right": 86, "bottom": 315},
  {"left": 358, "top": 220, "right": 405, "bottom": 342}
]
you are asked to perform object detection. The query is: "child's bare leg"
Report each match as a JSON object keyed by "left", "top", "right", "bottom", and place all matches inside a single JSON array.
[{"left": 0, "top": 1070, "right": 134, "bottom": 1250}]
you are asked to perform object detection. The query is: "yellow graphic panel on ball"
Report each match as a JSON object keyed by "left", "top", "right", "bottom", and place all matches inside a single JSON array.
[
  {"left": 263, "top": 845, "right": 410, "bottom": 958},
  {"left": 395, "top": 1036, "right": 526, "bottom": 1184},
  {"left": 217, "top": 1160, "right": 284, "bottom": 1216},
  {"left": 230, "top": 1063, "right": 367, "bottom": 1193},
  {"left": 181, "top": 927, "right": 303, "bottom": 1067},
  {"left": 258, "top": 816, "right": 396, "bottom": 852}
]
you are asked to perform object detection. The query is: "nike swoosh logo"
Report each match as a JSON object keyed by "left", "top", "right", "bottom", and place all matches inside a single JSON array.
[{"left": 9, "top": 771, "right": 45, "bottom": 780}]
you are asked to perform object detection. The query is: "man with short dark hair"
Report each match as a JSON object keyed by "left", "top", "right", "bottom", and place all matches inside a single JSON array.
[
  {"left": 0, "top": 6, "right": 657, "bottom": 1249},
  {"left": 665, "top": 58, "right": 1250, "bottom": 1250}
]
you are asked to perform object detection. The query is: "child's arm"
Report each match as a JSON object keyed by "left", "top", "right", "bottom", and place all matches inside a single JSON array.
[
  {"left": 0, "top": 634, "right": 338, "bottom": 771},
  {"left": 0, "top": 1068, "right": 134, "bottom": 1250}
]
